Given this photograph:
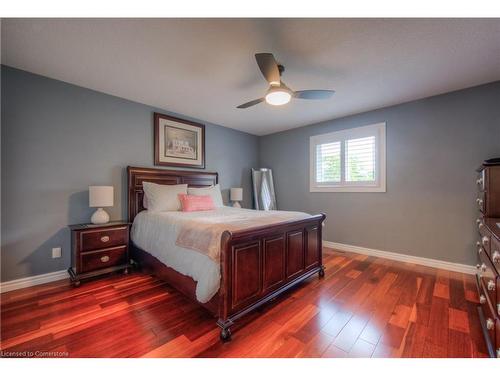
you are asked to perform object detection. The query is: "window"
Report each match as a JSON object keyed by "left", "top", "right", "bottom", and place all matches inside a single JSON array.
[{"left": 310, "top": 123, "right": 386, "bottom": 192}]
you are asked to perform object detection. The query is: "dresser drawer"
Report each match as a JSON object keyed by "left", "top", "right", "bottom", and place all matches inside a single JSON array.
[
  {"left": 479, "top": 303, "right": 497, "bottom": 355},
  {"left": 477, "top": 218, "right": 492, "bottom": 254},
  {"left": 80, "top": 245, "right": 127, "bottom": 273},
  {"left": 497, "top": 320, "right": 500, "bottom": 357},
  {"left": 476, "top": 169, "right": 486, "bottom": 192},
  {"left": 477, "top": 192, "right": 486, "bottom": 213},
  {"left": 477, "top": 274, "right": 498, "bottom": 354},
  {"left": 478, "top": 249, "right": 499, "bottom": 318},
  {"left": 491, "top": 236, "right": 500, "bottom": 273},
  {"left": 80, "top": 226, "right": 128, "bottom": 252}
]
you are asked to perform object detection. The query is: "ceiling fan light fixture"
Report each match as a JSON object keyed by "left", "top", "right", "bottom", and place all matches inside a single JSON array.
[
  {"left": 236, "top": 53, "right": 335, "bottom": 109},
  {"left": 265, "top": 89, "right": 292, "bottom": 106}
]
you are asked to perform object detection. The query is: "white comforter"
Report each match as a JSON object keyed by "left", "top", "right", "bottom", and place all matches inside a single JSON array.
[{"left": 131, "top": 207, "right": 311, "bottom": 303}]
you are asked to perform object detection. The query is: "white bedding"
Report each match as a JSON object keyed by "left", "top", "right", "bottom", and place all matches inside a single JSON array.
[{"left": 131, "top": 206, "right": 311, "bottom": 303}]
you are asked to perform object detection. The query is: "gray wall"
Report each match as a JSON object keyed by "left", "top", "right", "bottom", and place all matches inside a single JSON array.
[
  {"left": 2, "top": 65, "right": 499, "bottom": 282},
  {"left": 1, "top": 66, "right": 259, "bottom": 281},
  {"left": 260, "top": 82, "right": 500, "bottom": 266}
]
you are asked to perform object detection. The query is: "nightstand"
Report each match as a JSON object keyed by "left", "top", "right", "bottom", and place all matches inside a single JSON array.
[{"left": 67, "top": 221, "right": 131, "bottom": 286}]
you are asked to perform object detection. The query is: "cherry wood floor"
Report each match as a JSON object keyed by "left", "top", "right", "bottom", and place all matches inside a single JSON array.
[{"left": 0, "top": 248, "right": 487, "bottom": 358}]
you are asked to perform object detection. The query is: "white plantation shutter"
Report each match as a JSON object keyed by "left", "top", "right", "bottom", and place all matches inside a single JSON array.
[
  {"left": 310, "top": 123, "right": 386, "bottom": 192},
  {"left": 316, "top": 141, "right": 341, "bottom": 183},
  {"left": 345, "top": 136, "right": 376, "bottom": 182}
]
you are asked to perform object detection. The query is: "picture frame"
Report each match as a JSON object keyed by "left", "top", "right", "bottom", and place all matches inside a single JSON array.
[{"left": 154, "top": 112, "right": 206, "bottom": 169}]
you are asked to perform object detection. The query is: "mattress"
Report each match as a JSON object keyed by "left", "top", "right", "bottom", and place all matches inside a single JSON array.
[{"left": 131, "top": 206, "right": 311, "bottom": 303}]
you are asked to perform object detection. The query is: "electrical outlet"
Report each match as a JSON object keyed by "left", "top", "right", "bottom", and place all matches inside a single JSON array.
[{"left": 52, "top": 247, "right": 62, "bottom": 259}]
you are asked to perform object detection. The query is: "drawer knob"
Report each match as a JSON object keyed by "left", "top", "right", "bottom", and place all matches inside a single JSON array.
[
  {"left": 476, "top": 178, "right": 483, "bottom": 186},
  {"left": 487, "top": 280, "right": 496, "bottom": 291},
  {"left": 100, "top": 255, "right": 110, "bottom": 263},
  {"left": 476, "top": 264, "right": 481, "bottom": 270},
  {"left": 481, "top": 263, "right": 487, "bottom": 272},
  {"left": 486, "top": 318, "right": 494, "bottom": 330},
  {"left": 478, "top": 222, "right": 484, "bottom": 230},
  {"left": 492, "top": 251, "right": 500, "bottom": 263},
  {"left": 480, "top": 294, "right": 486, "bottom": 304},
  {"left": 100, "top": 235, "right": 110, "bottom": 243},
  {"left": 482, "top": 236, "right": 489, "bottom": 247}
]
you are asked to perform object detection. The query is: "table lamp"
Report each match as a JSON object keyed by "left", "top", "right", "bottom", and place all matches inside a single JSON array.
[
  {"left": 89, "top": 186, "right": 114, "bottom": 224},
  {"left": 230, "top": 187, "right": 243, "bottom": 208}
]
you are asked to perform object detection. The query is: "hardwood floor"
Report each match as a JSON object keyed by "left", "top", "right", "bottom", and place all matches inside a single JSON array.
[{"left": 0, "top": 248, "right": 488, "bottom": 358}]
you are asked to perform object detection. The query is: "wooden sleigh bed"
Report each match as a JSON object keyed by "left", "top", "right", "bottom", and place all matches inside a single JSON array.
[{"left": 127, "top": 166, "right": 326, "bottom": 341}]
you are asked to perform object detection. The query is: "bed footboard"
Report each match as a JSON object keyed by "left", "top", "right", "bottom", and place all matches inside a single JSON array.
[{"left": 216, "top": 213, "right": 326, "bottom": 341}]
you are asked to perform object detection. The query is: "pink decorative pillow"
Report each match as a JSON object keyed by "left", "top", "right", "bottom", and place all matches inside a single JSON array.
[{"left": 178, "top": 194, "right": 215, "bottom": 212}]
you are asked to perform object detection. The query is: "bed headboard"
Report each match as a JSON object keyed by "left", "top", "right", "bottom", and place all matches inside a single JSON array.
[{"left": 127, "top": 166, "right": 219, "bottom": 222}]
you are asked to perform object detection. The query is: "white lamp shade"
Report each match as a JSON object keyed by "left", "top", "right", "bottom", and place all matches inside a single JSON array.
[
  {"left": 230, "top": 188, "right": 243, "bottom": 202},
  {"left": 89, "top": 186, "right": 114, "bottom": 207}
]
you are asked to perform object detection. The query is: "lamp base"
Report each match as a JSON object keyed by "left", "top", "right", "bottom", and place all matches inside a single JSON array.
[
  {"left": 232, "top": 201, "right": 241, "bottom": 208},
  {"left": 91, "top": 208, "right": 110, "bottom": 224}
]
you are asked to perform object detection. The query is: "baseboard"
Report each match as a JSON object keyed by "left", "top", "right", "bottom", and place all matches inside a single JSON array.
[
  {"left": 323, "top": 241, "right": 476, "bottom": 275},
  {"left": 0, "top": 270, "right": 69, "bottom": 293}
]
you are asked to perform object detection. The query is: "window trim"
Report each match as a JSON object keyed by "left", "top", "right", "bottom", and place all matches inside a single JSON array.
[{"left": 309, "top": 122, "right": 386, "bottom": 193}]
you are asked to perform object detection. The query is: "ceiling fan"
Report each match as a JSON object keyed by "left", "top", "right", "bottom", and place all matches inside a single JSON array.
[{"left": 237, "top": 53, "right": 335, "bottom": 109}]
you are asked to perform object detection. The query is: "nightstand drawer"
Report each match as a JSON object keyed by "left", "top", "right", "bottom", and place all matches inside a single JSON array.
[
  {"left": 80, "top": 226, "right": 128, "bottom": 252},
  {"left": 80, "top": 245, "right": 127, "bottom": 273}
]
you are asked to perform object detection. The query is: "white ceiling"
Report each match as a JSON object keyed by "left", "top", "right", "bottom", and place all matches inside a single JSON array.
[{"left": 2, "top": 18, "right": 500, "bottom": 136}]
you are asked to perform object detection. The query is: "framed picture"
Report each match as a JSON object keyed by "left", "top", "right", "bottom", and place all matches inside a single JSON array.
[{"left": 154, "top": 113, "right": 205, "bottom": 169}]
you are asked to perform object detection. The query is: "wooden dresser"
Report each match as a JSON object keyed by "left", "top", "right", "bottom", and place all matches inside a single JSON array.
[{"left": 475, "top": 162, "right": 500, "bottom": 358}]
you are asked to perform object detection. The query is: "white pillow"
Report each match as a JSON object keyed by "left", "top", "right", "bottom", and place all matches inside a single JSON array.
[
  {"left": 142, "top": 182, "right": 188, "bottom": 212},
  {"left": 188, "top": 184, "right": 224, "bottom": 207}
]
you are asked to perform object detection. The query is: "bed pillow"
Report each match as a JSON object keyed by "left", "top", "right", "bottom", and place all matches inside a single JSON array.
[
  {"left": 142, "top": 182, "right": 188, "bottom": 212},
  {"left": 187, "top": 184, "right": 224, "bottom": 207},
  {"left": 178, "top": 194, "right": 215, "bottom": 212}
]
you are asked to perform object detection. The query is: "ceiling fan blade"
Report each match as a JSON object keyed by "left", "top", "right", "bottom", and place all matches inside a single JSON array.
[
  {"left": 294, "top": 90, "right": 335, "bottom": 100},
  {"left": 236, "top": 98, "right": 265, "bottom": 109},
  {"left": 255, "top": 53, "right": 281, "bottom": 85}
]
